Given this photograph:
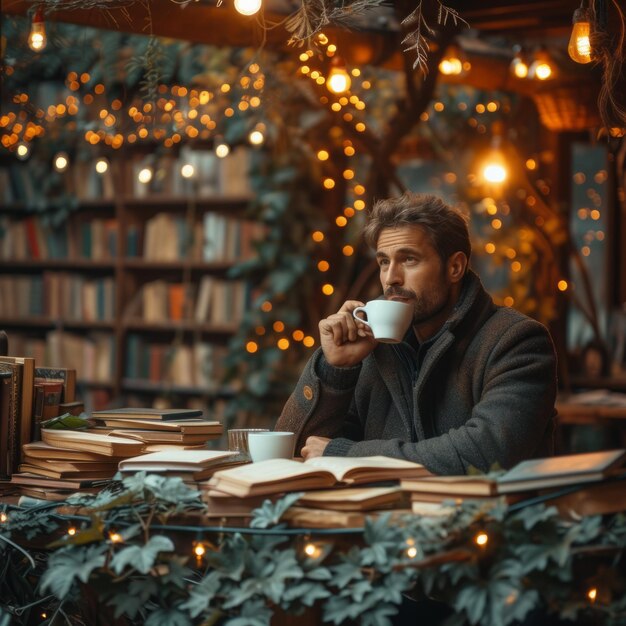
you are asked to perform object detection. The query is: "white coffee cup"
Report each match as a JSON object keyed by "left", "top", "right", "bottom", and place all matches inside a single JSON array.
[
  {"left": 248, "top": 431, "right": 296, "bottom": 462},
  {"left": 352, "top": 299, "right": 413, "bottom": 343}
]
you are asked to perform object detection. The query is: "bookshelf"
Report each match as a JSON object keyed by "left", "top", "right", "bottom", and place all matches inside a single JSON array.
[{"left": 0, "top": 147, "right": 260, "bottom": 416}]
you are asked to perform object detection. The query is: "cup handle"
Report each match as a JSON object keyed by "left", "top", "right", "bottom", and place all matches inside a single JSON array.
[{"left": 352, "top": 306, "right": 372, "bottom": 329}]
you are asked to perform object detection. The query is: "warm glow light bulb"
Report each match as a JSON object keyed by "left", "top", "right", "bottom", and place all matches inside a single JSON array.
[
  {"left": 327, "top": 65, "right": 351, "bottom": 94},
  {"left": 138, "top": 167, "right": 153, "bottom": 184},
  {"left": 181, "top": 163, "right": 195, "bottom": 178},
  {"left": 483, "top": 163, "right": 507, "bottom": 184},
  {"left": 511, "top": 58, "right": 529, "bottom": 78},
  {"left": 568, "top": 8, "right": 593, "bottom": 64},
  {"left": 248, "top": 129, "right": 264, "bottom": 145},
  {"left": 95, "top": 158, "right": 109, "bottom": 174},
  {"left": 28, "top": 9, "right": 47, "bottom": 52},
  {"left": 215, "top": 142, "right": 230, "bottom": 158},
  {"left": 54, "top": 152, "right": 69, "bottom": 172},
  {"left": 439, "top": 57, "right": 463, "bottom": 76},
  {"left": 234, "top": 0, "right": 262, "bottom": 16},
  {"left": 16, "top": 143, "right": 30, "bottom": 160}
]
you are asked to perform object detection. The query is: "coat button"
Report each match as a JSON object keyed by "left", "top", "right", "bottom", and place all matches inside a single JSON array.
[{"left": 303, "top": 385, "right": 314, "bottom": 400}]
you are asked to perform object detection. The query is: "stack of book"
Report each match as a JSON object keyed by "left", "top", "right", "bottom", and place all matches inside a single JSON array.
[
  {"left": 10, "top": 429, "right": 146, "bottom": 500},
  {"left": 400, "top": 449, "right": 626, "bottom": 518},
  {"left": 87, "top": 407, "right": 223, "bottom": 448},
  {"left": 118, "top": 449, "right": 246, "bottom": 485}
]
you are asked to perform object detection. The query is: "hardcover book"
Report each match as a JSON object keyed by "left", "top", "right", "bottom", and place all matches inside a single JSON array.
[
  {"left": 400, "top": 449, "right": 626, "bottom": 497},
  {"left": 208, "top": 456, "right": 431, "bottom": 498},
  {"left": 41, "top": 429, "right": 145, "bottom": 457},
  {"left": 91, "top": 407, "right": 204, "bottom": 421}
]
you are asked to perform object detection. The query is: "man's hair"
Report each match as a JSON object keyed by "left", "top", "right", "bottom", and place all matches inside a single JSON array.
[{"left": 363, "top": 192, "right": 471, "bottom": 265}]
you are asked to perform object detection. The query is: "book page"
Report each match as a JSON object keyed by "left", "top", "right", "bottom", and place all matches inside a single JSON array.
[
  {"left": 120, "top": 449, "right": 237, "bottom": 469},
  {"left": 305, "top": 455, "right": 425, "bottom": 481},
  {"left": 211, "top": 458, "right": 329, "bottom": 486}
]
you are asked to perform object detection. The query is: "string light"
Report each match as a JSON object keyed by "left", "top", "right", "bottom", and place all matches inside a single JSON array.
[
  {"left": 303, "top": 542, "right": 322, "bottom": 558},
  {"left": 587, "top": 587, "right": 597, "bottom": 602},
  {"left": 405, "top": 538, "right": 418, "bottom": 559},
  {"left": 510, "top": 46, "right": 529, "bottom": 78},
  {"left": 327, "top": 58, "right": 351, "bottom": 94},
  {"left": 95, "top": 158, "right": 109, "bottom": 174},
  {"left": 67, "top": 527, "right": 77, "bottom": 536},
  {"left": 28, "top": 8, "right": 47, "bottom": 52},
  {"left": 181, "top": 163, "right": 195, "bottom": 178},
  {"left": 109, "top": 531, "right": 123, "bottom": 543},
  {"left": 568, "top": 2, "right": 594, "bottom": 64},
  {"left": 137, "top": 167, "right": 153, "bottom": 184},
  {"left": 246, "top": 341, "right": 258, "bottom": 353},
  {"left": 215, "top": 141, "right": 230, "bottom": 158},
  {"left": 474, "top": 531, "right": 488, "bottom": 546},
  {"left": 53, "top": 151, "right": 69, "bottom": 172},
  {"left": 0, "top": 512, "right": 7, "bottom": 523},
  {"left": 16, "top": 142, "right": 30, "bottom": 160},
  {"left": 234, "top": 0, "right": 262, "bottom": 16},
  {"left": 528, "top": 48, "right": 555, "bottom": 80},
  {"left": 438, "top": 44, "right": 466, "bottom": 76}
]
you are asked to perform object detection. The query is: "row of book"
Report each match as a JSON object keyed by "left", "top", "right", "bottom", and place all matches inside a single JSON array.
[
  {"left": 142, "top": 212, "right": 263, "bottom": 263},
  {"left": 129, "top": 276, "right": 249, "bottom": 325},
  {"left": 0, "top": 216, "right": 118, "bottom": 261},
  {"left": 125, "top": 337, "right": 228, "bottom": 390},
  {"left": 129, "top": 147, "right": 252, "bottom": 199},
  {"left": 0, "top": 273, "right": 115, "bottom": 321},
  {"left": 0, "top": 146, "right": 252, "bottom": 206},
  {"left": 0, "top": 355, "right": 77, "bottom": 478}
]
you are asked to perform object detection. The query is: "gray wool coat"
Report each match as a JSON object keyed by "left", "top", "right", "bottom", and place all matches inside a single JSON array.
[{"left": 275, "top": 271, "right": 558, "bottom": 475}]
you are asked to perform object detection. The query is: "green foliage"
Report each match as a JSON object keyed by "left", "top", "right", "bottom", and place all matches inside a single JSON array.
[{"left": 2, "top": 486, "right": 626, "bottom": 626}]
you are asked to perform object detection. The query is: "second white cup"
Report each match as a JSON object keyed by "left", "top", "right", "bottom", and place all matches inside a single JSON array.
[
  {"left": 247, "top": 431, "right": 296, "bottom": 462},
  {"left": 352, "top": 299, "right": 413, "bottom": 343}
]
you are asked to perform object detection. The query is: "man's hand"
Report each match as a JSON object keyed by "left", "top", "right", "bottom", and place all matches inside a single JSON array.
[
  {"left": 319, "top": 300, "right": 377, "bottom": 367},
  {"left": 301, "top": 436, "right": 331, "bottom": 459}
]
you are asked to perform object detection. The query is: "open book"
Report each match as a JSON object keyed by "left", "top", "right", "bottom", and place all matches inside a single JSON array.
[
  {"left": 208, "top": 456, "right": 430, "bottom": 497},
  {"left": 401, "top": 449, "right": 626, "bottom": 497}
]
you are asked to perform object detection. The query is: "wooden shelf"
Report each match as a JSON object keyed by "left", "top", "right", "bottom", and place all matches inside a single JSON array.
[
  {"left": 0, "top": 318, "right": 115, "bottom": 330},
  {"left": 7, "top": 259, "right": 116, "bottom": 271},
  {"left": 123, "top": 259, "right": 232, "bottom": 271},
  {"left": 123, "top": 319, "right": 239, "bottom": 334}
]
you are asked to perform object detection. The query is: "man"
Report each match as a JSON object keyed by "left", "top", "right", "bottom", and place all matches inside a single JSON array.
[{"left": 276, "top": 192, "right": 557, "bottom": 475}]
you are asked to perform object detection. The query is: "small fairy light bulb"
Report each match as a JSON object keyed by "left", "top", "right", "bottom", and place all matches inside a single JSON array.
[
  {"left": 215, "top": 142, "right": 230, "bottom": 158},
  {"left": 28, "top": 8, "right": 47, "bottom": 52},
  {"left": 193, "top": 542, "right": 206, "bottom": 558},
  {"left": 405, "top": 538, "right": 418, "bottom": 559},
  {"left": 248, "top": 128, "right": 264, "bottom": 146},
  {"left": 0, "top": 511, "right": 8, "bottom": 523},
  {"left": 95, "top": 158, "right": 109, "bottom": 174},
  {"left": 109, "top": 531, "right": 123, "bottom": 543},
  {"left": 181, "top": 163, "right": 195, "bottom": 179},
  {"left": 137, "top": 167, "right": 153, "bottom": 184},
  {"left": 67, "top": 527, "right": 77, "bottom": 536},
  {"left": 474, "top": 531, "right": 488, "bottom": 546},
  {"left": 234, "top": 0, "right": 262, "bottom": 16},
  {"left": 304, "top": 542, "right": 321, "bottom": 558},
  {"left": 54, "top": 151, "right": 69, "bottom": 172},
  {"left": 327, "top": 58, "right": 351, "bottom": 94},
  {"left": 16, "top": 142, "right": 30, "bottom": 160},
  {"left": 587, "top": 587, "right": 597, "bottom": 602}
]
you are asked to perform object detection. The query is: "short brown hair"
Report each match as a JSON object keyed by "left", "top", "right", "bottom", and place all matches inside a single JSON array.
[{"left": 363, "top": 192, "right": 471, "bottom": 265}]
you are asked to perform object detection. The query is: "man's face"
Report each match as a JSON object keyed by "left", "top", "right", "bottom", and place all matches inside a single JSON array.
[{"left": 376, "top": 225, "right": 453, "bottom": 330}]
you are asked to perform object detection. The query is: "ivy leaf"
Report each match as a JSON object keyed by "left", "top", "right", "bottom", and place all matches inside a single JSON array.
[
  {"left": 144, "top": 608, "right": 192, "bottom": 626},
  {"left": 180, "top": 570, "right": 223, "bottom": 617},
  {"left": 360, "top": 603, "right": 400, "bottom": 626},
  {"left": 108, "top": 577, "right": 159, "bottom": 619},
  {"left": 224, "top": 598, "right": 273, "bottom": 626},
  {"left": 110, "top": 535, "right": 175, "bottom": 575},
  {"left": 250, "top": 492, "right": 303, "bottom": 529},
  {"left": 453, "top": 584, "right": 487, "bottom": 624},
  {"left": 281, "top": 581, "right": 331, "bottom": 606},
  {"left": 41, "top": 545, "right": 106, "bottom": 599}
]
